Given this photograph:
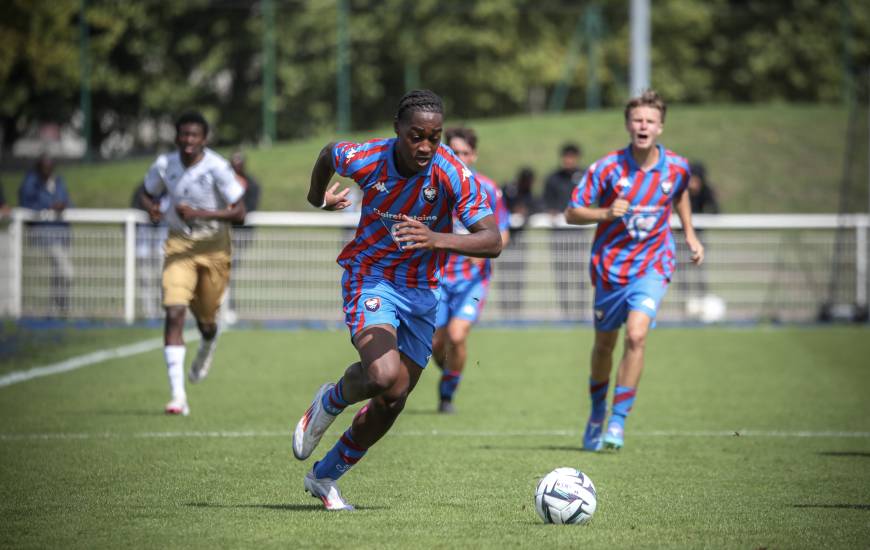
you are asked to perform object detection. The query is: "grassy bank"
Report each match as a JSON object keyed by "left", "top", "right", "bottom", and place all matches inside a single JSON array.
[{"left": 2, "top": 103, "right": 867, "bottom": 213}]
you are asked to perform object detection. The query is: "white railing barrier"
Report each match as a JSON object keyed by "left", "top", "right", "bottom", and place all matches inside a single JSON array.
[{"left": 1, "top": 209, "right": 868, "bottom": 324}]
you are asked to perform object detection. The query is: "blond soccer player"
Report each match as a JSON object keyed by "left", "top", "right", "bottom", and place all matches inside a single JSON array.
[{"left": 141, "top": 111, "right": 246, "bottom": 416}]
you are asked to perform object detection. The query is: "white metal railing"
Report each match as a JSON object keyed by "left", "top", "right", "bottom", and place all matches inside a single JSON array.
[{"left": 1, "top": 209, "right": 867, "bottom": 324}]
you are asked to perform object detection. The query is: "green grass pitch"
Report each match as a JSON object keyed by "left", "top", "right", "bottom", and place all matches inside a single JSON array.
[{"left": 1, "top": 326, "right": 869, "bottom": 548}]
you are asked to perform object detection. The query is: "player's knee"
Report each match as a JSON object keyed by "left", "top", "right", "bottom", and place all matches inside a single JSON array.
[
  {"left": 165, "top": 306, "right": 186, "bottom": 327},
  {"left": 363, "top": 360, "right": 401, "bottom": 394},
  {"left": 198, "top": 321, "right": 218, "bottom": 340},
  {"left": 624, "top": 327, "right": 647, "bottom": 350},
  {"left": 592, "top": 339, "right": 616, "bottom": 358},
  {"left": 447, "top": 322, "right": 470, "bottom": 346},
  {"left": 447, "top": 329, "right": 467, "bottom": 347}
]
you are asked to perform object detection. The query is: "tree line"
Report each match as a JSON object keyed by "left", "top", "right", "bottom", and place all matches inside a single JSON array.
[{"left": 1, "top": 0, "right": 868, "bottom": 158}]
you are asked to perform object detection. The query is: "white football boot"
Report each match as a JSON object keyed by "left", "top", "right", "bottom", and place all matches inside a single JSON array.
[
  {"left": 188, "top": 337, "right": 218, "bottom": 384},
  {"left": 304, "top": 468, "right": 354, "bottom": 511},
  {"left": 292, "top": 383, "right": 337, "bottom": 460},
  {"left": 164, "top": 395, "right": 190, "bottom": 416}
]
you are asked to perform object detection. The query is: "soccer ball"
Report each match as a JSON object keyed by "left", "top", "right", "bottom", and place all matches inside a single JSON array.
[{"left": 534, "top": 467, "right": 597, "bottom": 525}]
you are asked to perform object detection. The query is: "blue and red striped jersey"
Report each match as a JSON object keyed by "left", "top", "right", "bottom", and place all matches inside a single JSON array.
[
  {"left": 441, "top": 171, "right": 510, "bottom": 283},
  {"left": 333, "top": 138, "right": 493, "bottom": 289},
  {"left": 569, "top": 144, "right": 690, "bottom": 289}
]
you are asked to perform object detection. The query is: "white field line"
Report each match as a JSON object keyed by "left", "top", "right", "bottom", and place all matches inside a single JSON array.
[
  {"left": 1, "top": 429, "right": 869, "bottom": 442},
  {"left": 0, "top": 329, "right": 200, "bottom": 388}
]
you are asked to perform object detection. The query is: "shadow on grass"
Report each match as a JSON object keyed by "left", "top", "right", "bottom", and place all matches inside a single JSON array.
[
  {"left": 81, "top": 409, "right": 164, "bottom": 416},
  {"left": 401, "top": 409, "right": 442, "bottom": 416},
  {"left": 793, "top": 504, "right": 870, "bottom": 510},
  {"left": 818, "top": 451, "right": 870, "bottom": 458},
  {"left": 476, "top": 444, "right": 612, "bottom": 454},
  {"left": 185, "top": 502, "right": 386, "bottom": 511}
]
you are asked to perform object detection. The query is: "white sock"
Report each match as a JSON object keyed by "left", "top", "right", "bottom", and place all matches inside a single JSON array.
[{"left": 164, "top": 345, "right": 186, "bottom": 400}]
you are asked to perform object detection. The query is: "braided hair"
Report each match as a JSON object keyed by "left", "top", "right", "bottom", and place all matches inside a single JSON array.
[{"left": 394, "top": 89, "right": 444, "bottom": 124}]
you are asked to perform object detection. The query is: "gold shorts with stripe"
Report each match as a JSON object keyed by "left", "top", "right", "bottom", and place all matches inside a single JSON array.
[{"left": 162, "top": 232, "right": 231, "bottom": 324}]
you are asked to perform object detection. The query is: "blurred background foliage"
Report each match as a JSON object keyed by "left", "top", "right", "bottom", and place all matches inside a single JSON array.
[{"left": 1, "top": 0, "right": 868, "bottom": 156}]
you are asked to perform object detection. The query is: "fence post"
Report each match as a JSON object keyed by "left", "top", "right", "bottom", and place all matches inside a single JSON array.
[
  {"left": 856, "top": 221, "right": 868, "bottom": 309},
  {"left": 10, "top": 211, "right": 23, "bottom": 319},
  {"left": 124, "top": 215, "right": 136, "bottom": 324}
]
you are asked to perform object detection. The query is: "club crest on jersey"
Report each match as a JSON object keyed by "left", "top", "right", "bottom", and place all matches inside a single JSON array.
[
  {"left": 661, "top": 180, "right": 674, "bottom": 194},
  {"left": 375, "top": 181, "right": 387, "bottom": 193},
  {"left": 423, "top": 186, "right": 438, "bottom": 203},
  {"left": 364, "top": 297, "right": 380, "bottom": 312},
  {"left": 617, "top": 177, "right": 631, "bottom": 191}
]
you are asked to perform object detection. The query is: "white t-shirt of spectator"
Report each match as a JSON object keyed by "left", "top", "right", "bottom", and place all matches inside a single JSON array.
[{"left": 144, "top": 148, "right": 244, "bottom": 241}]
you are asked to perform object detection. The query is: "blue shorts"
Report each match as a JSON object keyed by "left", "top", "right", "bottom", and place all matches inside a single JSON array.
[
  {"left": 342, "top": 272, "right": 440, "bottom": 369},
  {"left": 435, "top": 277, "right": 489, "bottom": 328},
  {"left": 593, "top": 273, "right": 669, "bottom": 331}
]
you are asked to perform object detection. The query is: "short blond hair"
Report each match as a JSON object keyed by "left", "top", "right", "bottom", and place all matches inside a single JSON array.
[{"left": 624, "top": 90, "right": 666, "bottom": 123}]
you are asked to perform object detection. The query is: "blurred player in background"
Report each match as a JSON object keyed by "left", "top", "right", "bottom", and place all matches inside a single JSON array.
[
  {"left": 432, "top": 126, "right": 510, "bottom": 413},
  {"left": 19, "top": 155, "right": 74, "bottom": 314},
  {"left": 141, "top": 111, "right": 246, "bottom": 416},
  {"left": 565, "top": 90, "right": 704, "bottom": 451},
  {"left": 291, "top": 90, "right": 502, "bottom": 510}
]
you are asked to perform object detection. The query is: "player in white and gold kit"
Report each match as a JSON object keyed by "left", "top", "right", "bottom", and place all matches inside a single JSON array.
[{"left": 141, "top": 111, "right": 246, "bottom": 416}]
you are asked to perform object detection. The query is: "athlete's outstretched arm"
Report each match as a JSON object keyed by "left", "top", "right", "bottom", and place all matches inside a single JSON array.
[
  {"left": 394, "top": 214, "right": 502, "bottom": 258},
  {"left": 564, "top": 200, "right": 629, "bottom": 225},
  {"left": 307, "top": 143, "right": 352, "bottom": 211}
]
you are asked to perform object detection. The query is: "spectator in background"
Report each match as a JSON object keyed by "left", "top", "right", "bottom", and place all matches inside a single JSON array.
[
  {"left": 0, "top": 181, "right": 11, "bottom": 218},
  {"left": 543, "top": 143, "right": 584, "bottom": 214},
  {"left": 499, "top": 167, "right": 540, "bottom": 317},
  {"left": 543, "top": 143, "right": 587, "bottom": 321},
  {"left": 231, "top": 150, "right": 262, "bottom": 215},
  {"left": 131, "top": 181, "right": 169, "bottom": 319},
  {"left": 226, "top": 150, "right": 262, "bottom": 322},
  {"left": 688, "top": 162, "right": 720, "bottom": 215},
  {"left": 19, "top": 155, "right": 74, "bottom": 314},
  {"left": 681, "top": 162, "right": 720, "bottom": 316}
]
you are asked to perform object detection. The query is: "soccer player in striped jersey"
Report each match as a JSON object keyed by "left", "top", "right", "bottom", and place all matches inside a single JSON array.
[
  {"left": 565, "top": 90, "right": 704, "bottom": 451},
  {"left": 141, "top": 111, "right": 247, "bottom": 417},
  {"left": 432, "top": 127, "right": 510, "bottom": 414},
  {"left": 291, "top": 90, "right": 502, "bottom": 510}
]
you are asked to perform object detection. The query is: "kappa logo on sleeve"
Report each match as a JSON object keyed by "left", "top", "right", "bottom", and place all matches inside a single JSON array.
[{"left": 363, "top": 297, "right": 381, "bottom": 312}]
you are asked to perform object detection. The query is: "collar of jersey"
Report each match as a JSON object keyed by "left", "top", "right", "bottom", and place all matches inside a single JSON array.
[
  {"left": 624, "top": 143, "right": 665, "bottom": 173},
  {"left": 176, "top": 148, "right": 212, "bottom": 170},
  {"left": 386, "top": 139, "right": 434, "bottom": 182}
]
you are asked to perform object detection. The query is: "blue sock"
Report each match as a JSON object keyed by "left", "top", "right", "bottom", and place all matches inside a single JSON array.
[
  {"left": 610, "top": 385, "right": 637, "bottom": 429},
  {"left": 313, "top": 429, "right": 368, "bottom": 480},
  {"left": 321, "top": 379, "right": 349, "bottom": 415},
  {"left": 439, "top": 370, "right": 462, "bottom": 402},
  {"left": 589, "top": 377, "right": 610, "bottom": 423}
]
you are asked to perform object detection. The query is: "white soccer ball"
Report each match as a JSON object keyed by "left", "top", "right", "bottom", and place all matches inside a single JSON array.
[
  {"left": 700, "top": 294, "right": 727, "bottom": 323},
  {"left": 534, "top": 467, "right": 597, "bottom": 525}
]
